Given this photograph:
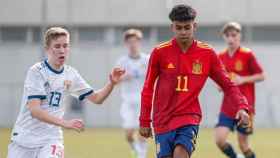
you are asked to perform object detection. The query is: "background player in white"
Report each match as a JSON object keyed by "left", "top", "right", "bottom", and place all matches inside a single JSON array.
[
  {"left": 7, "top": 27, "right": 125, "bottom": 158},
  {"left": 117, "top": 29, "right": 149, "bottom": 158}
]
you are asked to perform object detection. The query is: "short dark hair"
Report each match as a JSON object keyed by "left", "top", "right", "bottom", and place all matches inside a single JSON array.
[{"left": 169, "top": 4, "right": 197, "bottom": 22}]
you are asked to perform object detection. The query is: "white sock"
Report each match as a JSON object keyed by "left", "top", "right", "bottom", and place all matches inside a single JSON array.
[
  {"left": 134, "top": 140, "right": 148, "bottom": 158},
  {"left": 130, "top": 141, "right": 136, "bottom": 151}
]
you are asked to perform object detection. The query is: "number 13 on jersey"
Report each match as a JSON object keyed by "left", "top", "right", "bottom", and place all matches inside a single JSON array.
[{"left": 49, "top": 91, "right": 62, "bottom": 107}]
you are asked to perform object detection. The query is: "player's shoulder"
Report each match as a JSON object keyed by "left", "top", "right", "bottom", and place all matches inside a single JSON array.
[
  {"left": 140, "top": 52, "right": 149, "bottom": 59},
  {"left": 195, "top": 40, "right": 216, "bottom": 57},
  {"left": 196, "top": 40, "right": 214, "bottom": 51},
  {"left": 154, "top": 40, "right": 173, "bottom": 50},
  {"left": 218, "top": 49, "right": 228, "bottom": 57},
  {"left": 239, "top": 47, "right": 256, "bottom": 59},
  {"left": 239, "top": 47, "right": 254, "bottom": 54},
  {"left": 64, "top": 64, "right": 78, "bottom": 74},
  {"left": 29, "top": 61, "right": 46, "bottom": 73}
]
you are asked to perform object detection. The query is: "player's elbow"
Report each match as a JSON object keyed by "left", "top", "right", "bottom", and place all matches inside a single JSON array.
[
  {"left": 87, "top": 93, "right": 104, "bottom": 105},
  {"left": 94, "top": 100, "right": 104, "bottom": 105},
  {"left": 91, "top": 97, "right": 104, "bottom": 105},
  {"left": 258, "top": 73, "right": 266, "bottom": 82},
  {"left": 260, "top": 73, "right": 266, "bottom": 81}
]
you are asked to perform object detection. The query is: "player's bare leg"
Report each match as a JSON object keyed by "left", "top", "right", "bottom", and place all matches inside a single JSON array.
[
  {"left": 237, "top": 133, "right": 255, "bottom": 158},
  {"left": 215, "top": 127, "right": 237, "bottom": 158},
  {"left": 173, "top": 144, "right": 189, "bottom": 158},
  {"left": 215, "top": 126, "right": 230, "bottom": 148}
]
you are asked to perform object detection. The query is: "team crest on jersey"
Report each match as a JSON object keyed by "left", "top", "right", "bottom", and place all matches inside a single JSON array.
[
  {"left": 235, "top": 60, "right": 243, "bottom": 71},
  {"left": 192, "top": 60, "right": 202, "bottom": 74},
  {"left": 64, "top": 80, "right": 72, "bottom": 90}
]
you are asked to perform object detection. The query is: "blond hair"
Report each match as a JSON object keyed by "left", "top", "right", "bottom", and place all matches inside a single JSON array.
[
  {"left": 44, "top": 27, "right": 70, "bottom": 48},
  {"left": 221, "top": 22, "right": 242, "bottom": 34},
  {"left": 123, "top": 29, "right": 143, "bottom": 41}
]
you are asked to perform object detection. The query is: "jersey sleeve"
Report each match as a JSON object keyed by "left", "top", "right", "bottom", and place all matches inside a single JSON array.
[
  {"left": 70, "top": 69, "right": 94, "bottom": 101},
  {"left": 140, "top": 48, "right": 160, "bottom": 128},
  {"left": 248, "top": 52, "right": 263, "bottom": 74},
  {"left": 209, "top": 50, "right": 249, "bottom": 112},
  {"left": 25, "top": 68, "right": 47, "bottom": 100}
]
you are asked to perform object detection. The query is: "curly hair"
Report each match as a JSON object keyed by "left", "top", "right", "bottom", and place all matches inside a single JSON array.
[{"left": 169, "top": 4, "right": 197, "bottom": 22}]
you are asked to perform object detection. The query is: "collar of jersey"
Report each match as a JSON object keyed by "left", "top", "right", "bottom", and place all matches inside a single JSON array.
[{"left": 44, "top": 60, "right": 64, "bottom": 74}]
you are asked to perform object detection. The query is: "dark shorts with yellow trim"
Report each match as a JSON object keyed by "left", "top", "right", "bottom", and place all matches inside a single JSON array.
[
  {"left": 155, "top": 125, "right": 199, "bottom": 158},
  {"left": 216, "top": 113, "right": 254, "bottom": 135}
]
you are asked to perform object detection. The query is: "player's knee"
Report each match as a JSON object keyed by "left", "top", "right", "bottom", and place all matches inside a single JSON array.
[
  {"left": 173, "top": 145, "right": 189, "bottom": 158},
  {"left": 215, "top": 136, "right": 227, "bottom": 148},
  {"left": 214, "top": 129, "right": 228, "bottom": 148}
]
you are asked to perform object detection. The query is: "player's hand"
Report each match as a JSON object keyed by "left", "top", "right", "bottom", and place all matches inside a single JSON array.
[
  {"left": 236, "top": 109, "right": 249, "bottom": 127},
  {"left": 62, "top": 119, "right": 85, "bottom": 132},
  {"left": 232, "top": 75, "right": 247, "bottom": 86},
  {"left": 110, "top": 67, "right": 125, "bottom": 85},
  {"left": 139, "top": 127, "right": 152, "bottom": 138}
]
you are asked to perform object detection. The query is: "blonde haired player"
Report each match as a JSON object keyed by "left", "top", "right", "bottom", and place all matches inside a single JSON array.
[
  {"left": 117, "top": 29, "right": 149, "bottom": 158},
  {"left": 215, "top": 22, "right": 265, "bottom": 158},
  {"left": 7, "top": 27, "right": 124, "bottom": 158}
]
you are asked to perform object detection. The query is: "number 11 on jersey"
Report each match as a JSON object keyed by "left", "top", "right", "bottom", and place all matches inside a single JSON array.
[{"left": 176, "top": 75, "right": 188, "bottom": 92}]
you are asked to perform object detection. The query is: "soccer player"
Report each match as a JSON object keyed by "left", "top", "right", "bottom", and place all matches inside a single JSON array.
[
  {"left": 117, "top": 29, "right": 149, "bottom": 158},
  {"left": 139, "top": 5, "right": 250, "bottom": 158},
  {"left": 7, "top": 27, "right": 124, "bottom": 158},
  {"left": 215, "top": 22, "right": 265, "bottom": 158}
]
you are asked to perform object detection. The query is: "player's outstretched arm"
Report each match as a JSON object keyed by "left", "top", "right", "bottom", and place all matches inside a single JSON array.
[
  {"left": 28, "top": 99, "right": 84, "bottom": 132},
  {"left": 209, "top": 51, "right": 249, "bottom": 125},
  {"left": 87, "top": 67, "right": 125, "bottom": 104}
]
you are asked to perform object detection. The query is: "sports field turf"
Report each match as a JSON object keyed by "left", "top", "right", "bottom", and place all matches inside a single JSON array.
[{"left": 0, "top": 128, "right": 279, "bottom": 158}]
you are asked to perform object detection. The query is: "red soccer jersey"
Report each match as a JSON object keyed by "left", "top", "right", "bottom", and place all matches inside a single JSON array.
[
  {"left": 140, "top": 38, "right": 248, "bottom": 134},
  {"left": 218, "top": 47, "right": 263, "bottom": 118}
]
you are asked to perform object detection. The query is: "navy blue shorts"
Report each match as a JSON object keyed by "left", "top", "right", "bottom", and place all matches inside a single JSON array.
[
  {"left": 155, "top": 125, "right": 199, "bottom": 158},
  {"left": 216, "top": 113, "right": 253, "bottom": 135}
]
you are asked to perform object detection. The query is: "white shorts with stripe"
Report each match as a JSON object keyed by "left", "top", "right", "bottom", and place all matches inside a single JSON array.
[
  {"left": 7, "top": 141, "right": 64, "bottom": 158},
  {"left": 120, "top": 102, "right": 140, "bottom": 129}
]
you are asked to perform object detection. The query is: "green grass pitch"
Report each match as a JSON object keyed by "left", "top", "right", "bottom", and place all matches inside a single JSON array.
[{"left": 1, "top": 128, "right": 279, "bottom": 158}]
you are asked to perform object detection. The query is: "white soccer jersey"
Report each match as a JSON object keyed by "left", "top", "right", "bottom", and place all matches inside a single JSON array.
[
  {"left": 117, "top": 53, "right": 149, "bottom": 104},
  {"left": 11, "top": 60, "right": 93, "bottom": 148}
]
